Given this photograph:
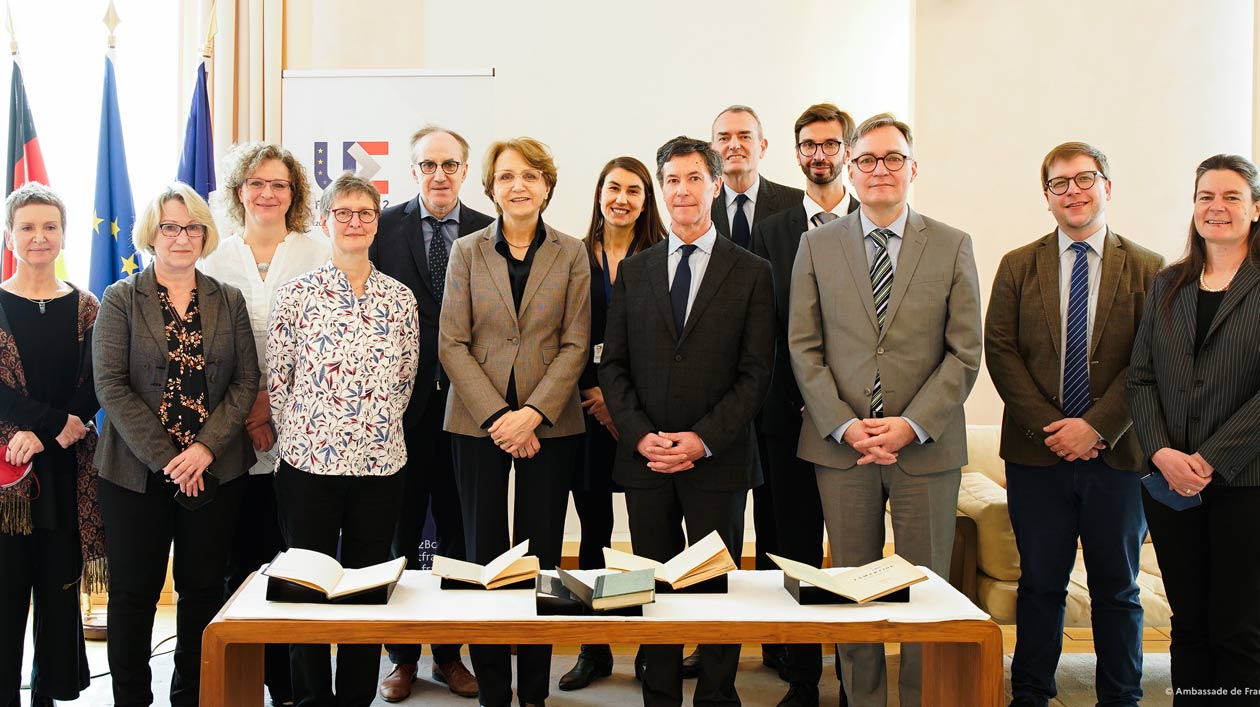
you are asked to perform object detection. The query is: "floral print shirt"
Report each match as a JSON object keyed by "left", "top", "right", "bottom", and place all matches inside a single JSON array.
[
  {"left": 157, "top": 286, "right": 208, "bottom": 448},
  {"left": 267, "top": 262, "right": 419, "bottom": 476}
]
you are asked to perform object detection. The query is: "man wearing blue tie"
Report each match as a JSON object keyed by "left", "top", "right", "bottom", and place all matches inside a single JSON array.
[{"left": 984, "top": 142, "right": 1164, "bottom": 707}]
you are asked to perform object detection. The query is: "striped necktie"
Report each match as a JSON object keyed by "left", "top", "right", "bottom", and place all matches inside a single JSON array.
[
  {"left": 1062, "top": 241, "right": 1093, "bottom": 417},
  {"left": 811, "top": 211, "right": 837, "bottom": 228},
  {"left": 869, "top": 228, "right": 895, "bottom": 415}
]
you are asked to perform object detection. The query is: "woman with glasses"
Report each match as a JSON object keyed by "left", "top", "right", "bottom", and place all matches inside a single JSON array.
[
  {"left": 200, "top": 142, "right": 326, "bottom": 707},
  {"left": 0, "top": 183, "right": 103, "bottom": 707},
  {"left": 94, "top": 183, "right": 258, "bottom": 707},
  {"left": 558, "top": 156, "right": 665, "bottom": 692},
  {"left": 439, "top": 138, "right": 590, "bottom": 707},
  {"left": 268, "top": 172, "right": 418, "bottom": 707}
]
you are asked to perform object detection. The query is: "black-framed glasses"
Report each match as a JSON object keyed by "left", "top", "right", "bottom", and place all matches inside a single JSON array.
[
  {"left": 158, "top": 222, "right": 207, "bottom": 239},
  {"left": 1045, "top": 171, "right": 1104, "bottom": 195},
  {"left": 243, "top": 178, "right": 293, "bottom": 193},
  {"left": 415, "top": 160, "right": 463, "bottom": 175},
  {"left": 798, "top": 139, "right": 844, "bottom": 157},
  {"left": 329, "top": 208, "right": 379, "bottom": 224},
  {"left": 852, "top": 153, "right": 909, "bottom": 172}
]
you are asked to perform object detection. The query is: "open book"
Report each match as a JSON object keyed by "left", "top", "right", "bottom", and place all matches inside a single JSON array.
[
  {"left": 557, "top": 568, "right": 656, "bottom": 610},
  {"left": 603, "top": 531, "right": 736, "bottom": 590},
  {"left": 263, "top": 549, "right": 405, "bottom": 601},
  {"left": 432, "top": 540, "right": 540, "bottom": 589},
  {"left": 769, "top": 553, "right": 927, "bottom": 604}
]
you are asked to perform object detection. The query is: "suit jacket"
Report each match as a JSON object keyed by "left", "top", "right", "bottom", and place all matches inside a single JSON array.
[
  {"left": 751, "top": 197, "right": 861, "bottom": 439},
  {"left": 985, "top": 229, "right": 1163, "bottom": 470},
  {"left": 599, "top": 235, "right": 775, "bottom": 492},
  {"left": 370, "top": 196, "right": 494, "bottom": 426},
  {"left": 93, "top": 267, "right": 259, "bottom": 493},
  {"left": 438, "top": 221, "right": 591, "bottom": 438},
  {"left": 788, "top": 208, "right": 982, "bottom": 473},
  {"left": 711, "top": 177, "right": 805, "bottom": 243},
  {"left": 1127, "top": 261, "right": 1260, "bottom": 487}
]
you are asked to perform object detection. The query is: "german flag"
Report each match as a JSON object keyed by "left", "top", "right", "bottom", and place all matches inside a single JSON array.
[{"left": 3, "top": 61, "right": 49, "bottom": 279}]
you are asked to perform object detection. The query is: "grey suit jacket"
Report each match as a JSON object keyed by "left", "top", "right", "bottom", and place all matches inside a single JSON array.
[
  {"left": 711, "top": 177, "right": 805, "bottom": 242},
  {"left": 1128, "top": 261, "right": 1260, "bottom": 486},
  {"left": 438, "top": 221, "right": 591, "bottom": 438},
  {"left": 599, "top": 236, "right": 775, "bottom": 492},
  {"left": 93, "top": 267, "right": 259, "bottom": 493},
  {"left": 788, "top": 208, "right": 982, "bottom": 473}
]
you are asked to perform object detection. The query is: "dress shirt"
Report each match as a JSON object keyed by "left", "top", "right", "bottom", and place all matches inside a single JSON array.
[
  {"left": 724, "top": 177, "right": 761, "bottom": 230},
  {"left": 802, "top": 190, "right": 853, "bottom": 229},
  {"left": 666, "top": 225, "right": 718, "bottom": 326},
  {"left": 267, "top": 262, "right": 419, "bottom": 477},
  {"left": 484, "top": 219, "right": 548, "bottom": 421},
  {"left": 200, "top": 231, "right": 331, "bottom": 474},
  {"left": 420, "top": 201, "right": 461, "bottom": 257},
  {"left": 1057, "top": 225, "right": 1106, "bottom": 399},
  {"left": 832, "top": 207, "right": 928, "bottom": 446}
]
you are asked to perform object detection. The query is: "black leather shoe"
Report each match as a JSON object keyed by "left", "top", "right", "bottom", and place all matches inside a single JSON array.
[
  {"left": 762, "top": 644, "right": 786, "bottom": 671},
  {"left": 681, "top": 647, "right": 701, "bottom": 679},
  {"left": 777, "top": 683, "right": 819, "bottom": 707},
  {"left": 634, "top": 649, "right": 647, "bottom": 681},
  {"left": 558, "top": 649, "right": 613, "bottom": 691}
]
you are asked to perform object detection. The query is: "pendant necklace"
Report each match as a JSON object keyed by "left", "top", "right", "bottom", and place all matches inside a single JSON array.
[{"left": 25, "top": 296, "right": 51, "bottom": 314}]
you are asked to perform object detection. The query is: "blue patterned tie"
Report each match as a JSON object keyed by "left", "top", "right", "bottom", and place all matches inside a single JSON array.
[
  {"left": 1062, "top": 241, "right": 1092, "bottom": 417},
  {"left": 671, "top": 244, "right": 697, "bottom": 337},
  {"left": 425, "top": 217, "right": 451, "bottom": 302},
  {"left": 869, "top": 228, "right": 895, "bottom": 416}
]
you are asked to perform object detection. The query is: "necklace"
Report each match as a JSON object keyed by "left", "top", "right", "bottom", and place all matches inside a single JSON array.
[
  {"left": 23, "top": 296, "right": 51, "bottom": 314},
  {"left": 257, "top": 262, "right": 270, "bottom": 274},
  {"left": 1199, "top": 265, "right": 1237, "bottom": 292},
  {"left": 505, "top": 240, "right": 531, "bottom": 249}
]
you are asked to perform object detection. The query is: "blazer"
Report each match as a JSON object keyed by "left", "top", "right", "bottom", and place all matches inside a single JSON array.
[
  {"left": 788, "top": 208, "right": 982, "bottom": 474},
  {"left": 1128, "top": 261, "right": 1260, "bottom": 487},
  {"left": 599, "top": 235, "right": 775, "bottom": 492},
  {"left": 750, "top": 198, "right": 861, "bottom": 439},
  {"left": 93, "top": 267, "right": 259, "bottom": 493},
  {"left": 985, "top": 229, "right": 1163, "bottom": 470},
  {"left": 710, "top": 177, "right": 805, "bottom": 242},
  {"left": 438, "top": 221, "right": 591, "bottom": 438},
  {"left": 370, "top": 197, "right": 494, "bottom": 425}
]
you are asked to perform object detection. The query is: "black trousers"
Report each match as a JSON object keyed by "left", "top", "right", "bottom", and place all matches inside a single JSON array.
[
  {"left": 451, "top": 433, "right": 577, "bottom": 707},
  {"left": 274, "top": 462, "right": 405, "bottom": 707},
  {"left": 1144, "top": 482, "right": 1260, "bottom": 705},
  {"left": 571, "top": 487, "right": 614, "bottom": 571},
  {"left": 386, "top": 389, "right": 467, "bottom": 666},
  {"left": 224, "top": 472, "right": 292, "bottom": 702},
  {"left": 0, "top": 526, "right": 89, "bottom": 704},
  {"left": 99, "top": 474, "right": 244, "bottom": 707},
  {"left": 625, "top": 479, "right": 747, "bottom": 707}
]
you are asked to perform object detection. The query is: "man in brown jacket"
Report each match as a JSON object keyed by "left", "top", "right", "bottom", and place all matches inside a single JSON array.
[{"left": 984, "top": 142, "right": 1164, "bottom": 707}]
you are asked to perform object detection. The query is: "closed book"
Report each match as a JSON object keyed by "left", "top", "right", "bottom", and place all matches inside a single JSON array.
[
  {"left": 592, "top": 568, "right": 655, "bottom": 610},
  {"left": 535, "top": 575, "right": 643, "bottom": 617}
]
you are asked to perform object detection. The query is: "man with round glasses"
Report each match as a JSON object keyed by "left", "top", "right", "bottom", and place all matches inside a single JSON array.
[
  {"left": 371, "top": 124, "right": 491, "bottom": 702},
  {"left": 985, "top": 142, "right": 1162, "bottom": 707}
]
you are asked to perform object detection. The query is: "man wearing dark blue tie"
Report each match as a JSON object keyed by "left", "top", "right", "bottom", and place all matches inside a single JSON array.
[
  {"left": 984, "top": 142, "right": 1163, "bottom": 707},
  {"left": 601, "top": 136, "right": 775, "bottom": 707}
]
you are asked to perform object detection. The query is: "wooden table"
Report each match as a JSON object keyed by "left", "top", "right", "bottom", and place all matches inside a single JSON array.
[{"left": 201, "top": 571, "right": 1003, "bottom": 706}]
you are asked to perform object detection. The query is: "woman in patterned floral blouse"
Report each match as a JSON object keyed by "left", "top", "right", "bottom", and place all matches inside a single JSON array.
[{"left": 93, "top": 183, "right": 258, "bottom": 707}]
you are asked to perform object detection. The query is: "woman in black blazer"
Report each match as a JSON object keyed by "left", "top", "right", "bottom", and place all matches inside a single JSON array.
[{"left": 1128, "top": 154, "right": 1260, "bottom": 701}]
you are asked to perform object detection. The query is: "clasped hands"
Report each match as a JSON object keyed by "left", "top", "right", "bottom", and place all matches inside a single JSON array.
[
  {"left": 845, "top": 417, "right": 917, "bottom": 465},
  {"left": 1152, "top": 447, "right": 1214, "bottom": 496},
  {"left": 489, "top": 407, "right": 542, "bottom": 459},
  {"left": 636, "top": 431, "right": 705, "bottom": 473},
  {"left": 164, "top": 442, "right": 214, "bottom": 497},
  {"left": 5, "top": 414, "right": 92, "bottom": 466},
  {"left": 1043, "top": 417, "right": 1106, "bottom": 461}
]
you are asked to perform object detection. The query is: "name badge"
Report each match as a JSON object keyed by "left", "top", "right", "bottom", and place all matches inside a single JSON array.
[{"left": 593, "top": 343, "right": 604, "bottom": 364}]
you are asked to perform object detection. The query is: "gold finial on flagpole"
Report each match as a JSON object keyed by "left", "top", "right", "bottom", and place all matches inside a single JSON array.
[
  {"left": 6, "top": 2, "right": 17, "bottom": 56},
  {"left": 203, "top": 0, "right": 218, "bottom": 58},
  {"left": 103, "top": 0, "right": 120, "bottom": 49}
]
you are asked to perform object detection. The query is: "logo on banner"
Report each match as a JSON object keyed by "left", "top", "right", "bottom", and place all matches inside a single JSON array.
[{"left": 314, "top": 141, "right": 390, "bottom": 194}]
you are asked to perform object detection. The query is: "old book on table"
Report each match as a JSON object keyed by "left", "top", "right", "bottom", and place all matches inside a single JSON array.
[
  {"left": 263, "top": 549, "right": 405, "bottom": 604},
  {"left": 769, "top": 553, "right": 926, "bottom": 605},
  {"left": 432, "top": 540, "right": 540, "bottom": 589},
  {"left": 535, "top": 572, "right": 648, "bottom": 617},
  {"left": 557, "top": 568, "right": 655, "bottom": 610},
  {"left": 603, "top": 530, "right": 735, "bottom": 592}
]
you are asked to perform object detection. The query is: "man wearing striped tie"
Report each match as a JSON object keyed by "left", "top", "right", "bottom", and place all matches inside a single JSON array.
[
  {"left": 984, "top": 143, "right": 1163, "bottom": 707},
  {"left": 788, "top": 113, "right": 983, "bottom": 707}
]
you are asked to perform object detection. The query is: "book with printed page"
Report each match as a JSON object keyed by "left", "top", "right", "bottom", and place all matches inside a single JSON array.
[
  {"left": 432, "top": 540, "right": 540, "bottom": 589},
  {"left": 557, "top": 568, "right": 656, "bottom": 610},
  {"left": 263, "top": 549, "right": 405, "bottom": 604},
  {"left": 603, "top": 530, "right": 736, "bottom": 591},
  {"left": 769, "top": 553, "right": 926, "bottom": 605}
]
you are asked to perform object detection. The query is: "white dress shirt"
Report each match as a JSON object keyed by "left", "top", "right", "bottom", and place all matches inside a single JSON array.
[
  {"left": 1057, "top": 225, "right": 1107, "bottom": 399},
  {"left": 666, "top": 225, "right": 718, "bottom": 326},
  {"left": 723, "top": 176, "right": 761, "bottom": 229},
  {"left": 802, "top": 190, "right": 853, "bottom": 228}
]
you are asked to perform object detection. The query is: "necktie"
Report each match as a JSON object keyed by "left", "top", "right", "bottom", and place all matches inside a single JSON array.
[
  {"left": 811, "top": 211, "right": 838, "bottom": 228},
  {"left": 732, "top": 193, "right": 751, "bottom": 248},
  {"left": 425, "top": 217, "right": 451, "bottom": 302},
  {"left": 869, "top": 228, "right": 895, "bottom": 415},
  {"left": 1062, "top": 241, "right": 1092, "bottom": 417},
  {"left": 671, "top": 244, "right": 698, "bottom": 337}
]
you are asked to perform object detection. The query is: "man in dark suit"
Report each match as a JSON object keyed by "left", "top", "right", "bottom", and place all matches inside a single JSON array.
[
  {"left": 601, "top": 135, "right": 775, "bottom": 707},
  {"left": 986, "top": 142, "right": 1163, "bottom": 707},
  {"left": 750, "top": 103, "right": 859, "bottom": 707},
  {"left": 370, "top": 124, "right": 491, "bottom": 702}
]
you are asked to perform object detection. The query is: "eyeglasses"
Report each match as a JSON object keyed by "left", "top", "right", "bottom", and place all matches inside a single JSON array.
[
  {"left": 852, "top": 153, "right": 909, "bottom": 173},
  {"left": 243, "top": 178, "right": 293, "bottom": 193},
  {"left": 415, "top": 160, "right": 463, "bottom": 175},
  {"left": 329, "top": 208, "right": 378, "bottom": 224},
  {"left": 798, "top": 139, "right": 844, "bottom": 157},
  {"left": 158, "top": 223, "right": 207, "bottom": 239},
  {"left": 494, "top": 169, "right": 544, "bottom": 186},
  {"left": 1045, "top": 171, "right": 1104, "bottom": 195}
]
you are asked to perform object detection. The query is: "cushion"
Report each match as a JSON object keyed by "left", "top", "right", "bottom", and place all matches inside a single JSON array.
[
  {"left": 956, "top": 472, "right": 1020, "bottom": 581},
  {"left": 963, "top": 425, "right": 1005, "bottom": 487}
]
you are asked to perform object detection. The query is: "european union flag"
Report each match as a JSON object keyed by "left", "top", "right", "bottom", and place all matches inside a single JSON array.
[
  {"left": 176, "top": 58, "right": 215, "bottom": 199},
  {"left": 89, "top": 52, "right": 138, "bottom": 299}
]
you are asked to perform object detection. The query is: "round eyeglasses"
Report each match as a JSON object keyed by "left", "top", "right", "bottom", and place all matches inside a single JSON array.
[
  {"left": 1045, "top": 171, "right": 1104, "bottom": 195},
  {"left": 798, "top": 139, "right": 844, "bottom": 157},
  {"left": 852, "top": 153, "right": 909, "bottom": 173},
  {"left": 415, "top": 160, "right": 463, "bottom": 175},
  {"left": 329, "top": 208, "right": 378, "bottom": 224}
]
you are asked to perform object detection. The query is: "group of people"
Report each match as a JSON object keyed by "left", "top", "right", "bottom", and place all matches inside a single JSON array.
[{"left": 0, "top": 100, "right": 1255, "bottom": 707}]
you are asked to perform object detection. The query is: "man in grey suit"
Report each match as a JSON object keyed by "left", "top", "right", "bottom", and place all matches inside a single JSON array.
[
  {"left": 600, "top": 135, "right": 775, "bottom": 707},
  {"left": 788, "top": 113, "right": 982, "bottom": 707}
]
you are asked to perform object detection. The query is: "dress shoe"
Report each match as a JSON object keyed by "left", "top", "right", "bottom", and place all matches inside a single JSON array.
[
  {"left": 762, "top": 644, "right": 786, "bottom": 671},
  {"left": 559, "top": 645, "right": 613, "bottom": 691},
  {"left": 681, "top": 646, "right": 701, "bottom": 679},
  {"left": 433, "top": 657, "right": 480, "bottom": 698},
  {"left": 634, "top": 649, "right": 647, "bottom": 680},
  {"left": 777, "top": 683, "right": 819, "bottom": 707},
  {"left": 379, "top": 662, "right": 418, "bottom": 703}
]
